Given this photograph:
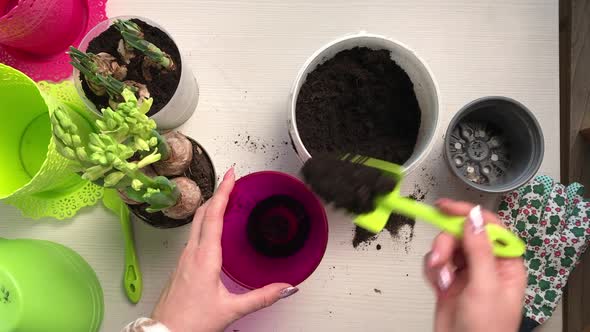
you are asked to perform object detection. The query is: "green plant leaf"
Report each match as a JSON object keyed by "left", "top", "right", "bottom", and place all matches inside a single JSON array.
[
  {"left": 139, "top": 98, "right": 153, "bottom": 115},
  {"left": 143, "top": 191, "right": 176, "bottom": 210},
  {"left": 124, "top": 187, "right": 145, "bottom": 203}
]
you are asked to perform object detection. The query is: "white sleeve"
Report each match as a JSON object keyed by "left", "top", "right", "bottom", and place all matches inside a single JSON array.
[{"left": 122, "top": 318, "right": 171, "bottom": 332}]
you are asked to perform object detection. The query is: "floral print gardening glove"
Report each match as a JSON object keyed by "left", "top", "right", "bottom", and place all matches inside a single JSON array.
[{"left": 497, "top": 175, "right": 590, "bottom": 332}]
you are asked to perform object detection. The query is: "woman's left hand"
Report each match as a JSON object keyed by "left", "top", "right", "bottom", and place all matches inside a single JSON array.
[{"left": 152, "top": 168, "right": 299, "bottom": 332}]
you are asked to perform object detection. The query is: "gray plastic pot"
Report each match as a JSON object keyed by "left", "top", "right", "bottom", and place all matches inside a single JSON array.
[{"left": 444, "top": 96, "right": 544, "bottom": 193}]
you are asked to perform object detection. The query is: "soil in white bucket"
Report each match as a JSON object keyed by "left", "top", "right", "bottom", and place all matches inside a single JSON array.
[{"left": 295, "top": 47, "right": 421, "bottom": 165}]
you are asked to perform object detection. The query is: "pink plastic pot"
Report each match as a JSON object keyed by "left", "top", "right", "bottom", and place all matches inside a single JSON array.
[
  {"left": 0, "top": 0, "right": 87, "bottom": 55},
  {"left": 222, "top": 171, "right": 329, "bottom": 289}
]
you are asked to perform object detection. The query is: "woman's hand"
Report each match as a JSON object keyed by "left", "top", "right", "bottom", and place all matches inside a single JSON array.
[
  {"left": 424, "top": 199, "right": 526, "bottom": 332},
  {"left": 152, "top": 168, "right": 299, "bottom": 332}
]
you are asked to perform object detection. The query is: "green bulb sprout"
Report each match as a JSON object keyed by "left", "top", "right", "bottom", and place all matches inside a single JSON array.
[
  {"left": 52, "top": 89, "right": 198, "bottom": 217},
  {"left": 114, "top": 19, "right": 176, "bottom": 81},
  {"left": 69, "top": 46, "right": 151, "bottom": 109}
]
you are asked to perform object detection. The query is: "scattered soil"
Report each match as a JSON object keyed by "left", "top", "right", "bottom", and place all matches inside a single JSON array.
[
  {"left": 412, "top": 184, "right": 427, "bottom": 201},
  {"left": 130, "top": 137, "right": 215, "bottom": 228},
  {"left": 374, "top": 288, "right": 382, "bottom": 294},
  {"left": 247, "top": 195, "right": 310, "bottom": 257},
  {"left": 296, "top": 47, "right": 421, "bottom": 164},
  {"left": 232, "top": 134, "right": 274, "bottom": 153},
  {"left": 352, "top": 226, "right": 377, "bottom": 248},
  {"left": 301, "top": 155, "right": 397, "bottom": 214},
  {"left": 352, "top": 213, "right": 415, "bottom": 249},
  {"left": 385, "top": 213, "right": 416, "bottom": 242},
  {"left": 83, "top": 19, "right": 181, "bottom": 116},
  {"left": 352, "top": 193, "right": 423, "bottom": 250},
  {"left": 227, "top": 133, "right": 290, "bottom": 169}
]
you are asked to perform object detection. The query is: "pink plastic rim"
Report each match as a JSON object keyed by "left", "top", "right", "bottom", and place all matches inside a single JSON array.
[{"left": 221, "top": 171, "right": 329, "bottom": 290}]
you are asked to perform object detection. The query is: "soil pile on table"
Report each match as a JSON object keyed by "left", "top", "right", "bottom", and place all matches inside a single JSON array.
[
  {"left": 83, "top": 19, "right": 181, "bottom": 116},
  {"left": 352, "top": 192, "right": 421, "bottom": 250},
  {"left": 352, "top": 212, "right": 416, "bottom": 249},
  {"left": 296, "top": 47, "right": 421, "bottom": 164}
]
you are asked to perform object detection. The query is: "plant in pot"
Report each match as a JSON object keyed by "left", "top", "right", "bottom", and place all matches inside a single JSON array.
[
  {"left": 72, "top": 17, "right": 198, "bottom": 130},
  {"left": 51, "top": 89, "right": 215, "bottom": 228}
]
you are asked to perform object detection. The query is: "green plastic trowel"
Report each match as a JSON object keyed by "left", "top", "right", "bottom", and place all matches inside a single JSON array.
[
  {"left": 103, "top": 189, "right": 143, "bottom": 303},
  {"left": 345, "top": 154, "right": 525, "bottom": 258},
  {"left": 304, "top": 154, "right": 526, "bottom": 258}
]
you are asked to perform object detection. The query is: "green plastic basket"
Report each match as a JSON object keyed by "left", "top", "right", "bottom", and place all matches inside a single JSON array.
[
  {"left": 0, "top": 64, "right": 103, "bottom": 219},
  {"left": 0, "top": 238, "right": 104, "bottom": 332}
]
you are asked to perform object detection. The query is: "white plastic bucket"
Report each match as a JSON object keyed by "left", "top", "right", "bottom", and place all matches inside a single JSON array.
[{"left": 288, "top": 33, "right": 440, "bottom": 174}]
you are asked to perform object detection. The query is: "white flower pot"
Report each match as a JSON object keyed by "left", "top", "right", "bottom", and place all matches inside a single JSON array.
[
  {"left": 74, "top": 16, "right": 198, "bottom": 130},
  {"left": 288, "top": 32, "right": 440, "bottom": 174}
]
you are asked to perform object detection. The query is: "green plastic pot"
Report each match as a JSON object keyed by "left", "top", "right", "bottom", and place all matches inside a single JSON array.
[
  {"left": 0, "top": 238, "right": 104, "bottom": 332},
  {"left": 0, "top": 64, "right": 102, "bottom": 219}
]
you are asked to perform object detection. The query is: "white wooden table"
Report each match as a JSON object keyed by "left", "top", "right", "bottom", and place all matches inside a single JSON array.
[{"left": 0, "top": 1, "right": 561, "bottom": 331}]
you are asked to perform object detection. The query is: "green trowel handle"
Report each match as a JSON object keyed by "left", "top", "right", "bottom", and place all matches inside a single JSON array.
[
  {"left": 119, "top": 204, "right": 143, "bottom": 304},
  {"left": 391, "top": 196, "right": 526, "bottom": 258}
]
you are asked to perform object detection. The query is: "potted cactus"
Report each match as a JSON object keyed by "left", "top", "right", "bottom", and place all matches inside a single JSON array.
[
  {"left": 72, "top": 17, "right": 198, "bottom": 130},
  {"left": 51, "top": 89, "right": 215, "bottom": 228}
]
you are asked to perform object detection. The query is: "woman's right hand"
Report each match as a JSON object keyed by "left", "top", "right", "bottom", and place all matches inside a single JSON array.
[{"left": 424, "top": 199, "right": 527, "bottom": 332}]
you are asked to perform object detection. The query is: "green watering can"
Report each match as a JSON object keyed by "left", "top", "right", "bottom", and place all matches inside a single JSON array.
[
  {"left": 0, "top": 64, "right": 103, "bottom": 219},
  {"left": 0, "top": 238, "right": 104, "bottom": 332}
]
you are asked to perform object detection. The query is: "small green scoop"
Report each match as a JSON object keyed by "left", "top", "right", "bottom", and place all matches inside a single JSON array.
[
  {"left": 103, "top": 189, "right": 142, "bottom": 304},
  {"left": 304, "top": 154, "right": 526, "bottom": 258}
]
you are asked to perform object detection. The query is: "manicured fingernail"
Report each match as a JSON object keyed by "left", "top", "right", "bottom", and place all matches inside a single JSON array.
[
  {"left": 279, "top": 286, "right": 299, "bottom": 299},
  {"left": 468, "top": 205, "right": 485, "bottom": 234},
  {"left": 429, "top": 251, "right": 440, "bottom": 267},
  {"left": 224, "top": 167, "right": 235, "bottom": 180},
  {"left": 423, "top": 256, "right": 437, "bottom": 289},
  {"left": 438, "top": 266, "right": 453, "bottom": 291}
]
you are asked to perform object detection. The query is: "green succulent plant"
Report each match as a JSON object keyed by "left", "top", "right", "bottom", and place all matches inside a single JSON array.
[{"left": 52, "top": 88, "right": 178, "bottom": 212}]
